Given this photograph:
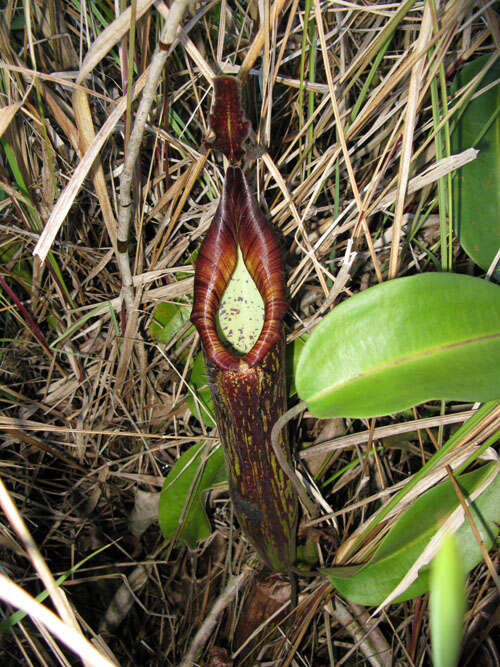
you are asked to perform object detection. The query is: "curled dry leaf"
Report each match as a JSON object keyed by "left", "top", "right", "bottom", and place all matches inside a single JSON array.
[{"left": 129, "top": 489, "right": 160, "bottom": 538}]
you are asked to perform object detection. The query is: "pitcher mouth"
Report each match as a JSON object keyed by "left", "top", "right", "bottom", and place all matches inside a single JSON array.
[{"left": 191, "top": 166, "right": 288, "bottom": 371}]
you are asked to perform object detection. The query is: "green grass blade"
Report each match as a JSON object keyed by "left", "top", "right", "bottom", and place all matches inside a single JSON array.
[{"left": 430, "top": 534, "right": 466, "bottom": 667}]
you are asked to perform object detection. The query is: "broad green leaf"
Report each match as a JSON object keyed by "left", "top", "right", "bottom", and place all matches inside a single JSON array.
[
  {"left": 337, "top": 400, "right": 500, "bottom": 564},
  {"left": 286, "top": 336, "right": 307, "bottom": 397},
  {"left": 216, "top": 246, "right": 264, "bottom": 355},
  {"left": 296, "top": 273, "right": 500, "bottom": 418},
  {"left": 149, "top": 302, "right": 191, "bottom": 344},
  {"left": 452, "top": 55, "right": 500, "bottom": 277},
  {"left": 323, "top": 463, "right": 499, "bottom": 605},
  {"left": 186, "top": 387, "right": 214, "bottom": 427},
  {"left": 190, "top": 350, "right": 209, "bottom": 386},
  {"left": 158, "top": 442, "right": 226, "bottom": 548},
  {"left": 186, "top": 351, "right": 215, "bottom": 427},
  {"left": 430, "top": 534, "right": 466, "bottom": 667}
]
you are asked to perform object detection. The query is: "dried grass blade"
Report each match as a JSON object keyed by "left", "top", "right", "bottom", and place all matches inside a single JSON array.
[
  {"left": 313, "top": 1, "right": 383, "bottom": 283},
  {"left": 76, "top": 0, "right": 156, "bottom": 85},
  {"left": 33, "top": 69, "right": 149, "bottom": 264},
  {"left": 373, "top": 463, "right": 499, "bottom": 612},
  {"left": 0, "top": 103, "right": 21, "bottom": 137},
  {"left": 388, "top": 3, "right": 433, "bottom": 279},
  {"left": 0, "top": 574, "right": 116, "bottom": 667}
]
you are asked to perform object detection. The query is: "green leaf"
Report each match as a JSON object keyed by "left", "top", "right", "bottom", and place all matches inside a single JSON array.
[
  {"left": 0, "top": 242, "right": 31, "bottom": 291},
  {"left": 452, "top": 55, "right": 500, "bottom": 277},
  {"left": 216, "top": 246, "right": 264, "bottom": 355},
  {"left": 296, "top": 273, "right": 500, "bottom": 418},
  {"left": 286, "top": 336, "right": 307, "bottom": 397},
  {"left": 322, "top": 463, "right": 500, "bottom": 605},
  {"left": 148, "top": 302, "right": 192, "bottom": 344},
  {"left": 10, "top": 12, "right": 25, "bottom": 30},
  {"left": 186, "top": 387, "right": 214, "bottom": 427},
  {"left": 430, "top": 534, "right": 466, "bottom": 667},
  {"left": 189, "top": 349, "right": 208, "bottom": 386},
  {"left": 158, "top": 442, "right": 226, "bottom": 548},
  {"left": 186, "top": 352, "right": 215, "bottom": 427}
]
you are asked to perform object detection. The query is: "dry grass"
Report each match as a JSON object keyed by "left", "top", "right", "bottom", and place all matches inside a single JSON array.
[{"left": 0, "top": 1, "right": 498, "bottom": 665}]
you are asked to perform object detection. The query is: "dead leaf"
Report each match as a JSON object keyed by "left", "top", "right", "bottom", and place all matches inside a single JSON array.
[
  {"left": 0, "top": 104, "right": 21, "bottom": 137},
  {"left": 129, "top": 489, "right": 160, "bottom": 538}
]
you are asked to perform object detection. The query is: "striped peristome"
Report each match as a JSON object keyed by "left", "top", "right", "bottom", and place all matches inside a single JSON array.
[{"left": 191, "top": 166, "right": 288, "bottom": 370}]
